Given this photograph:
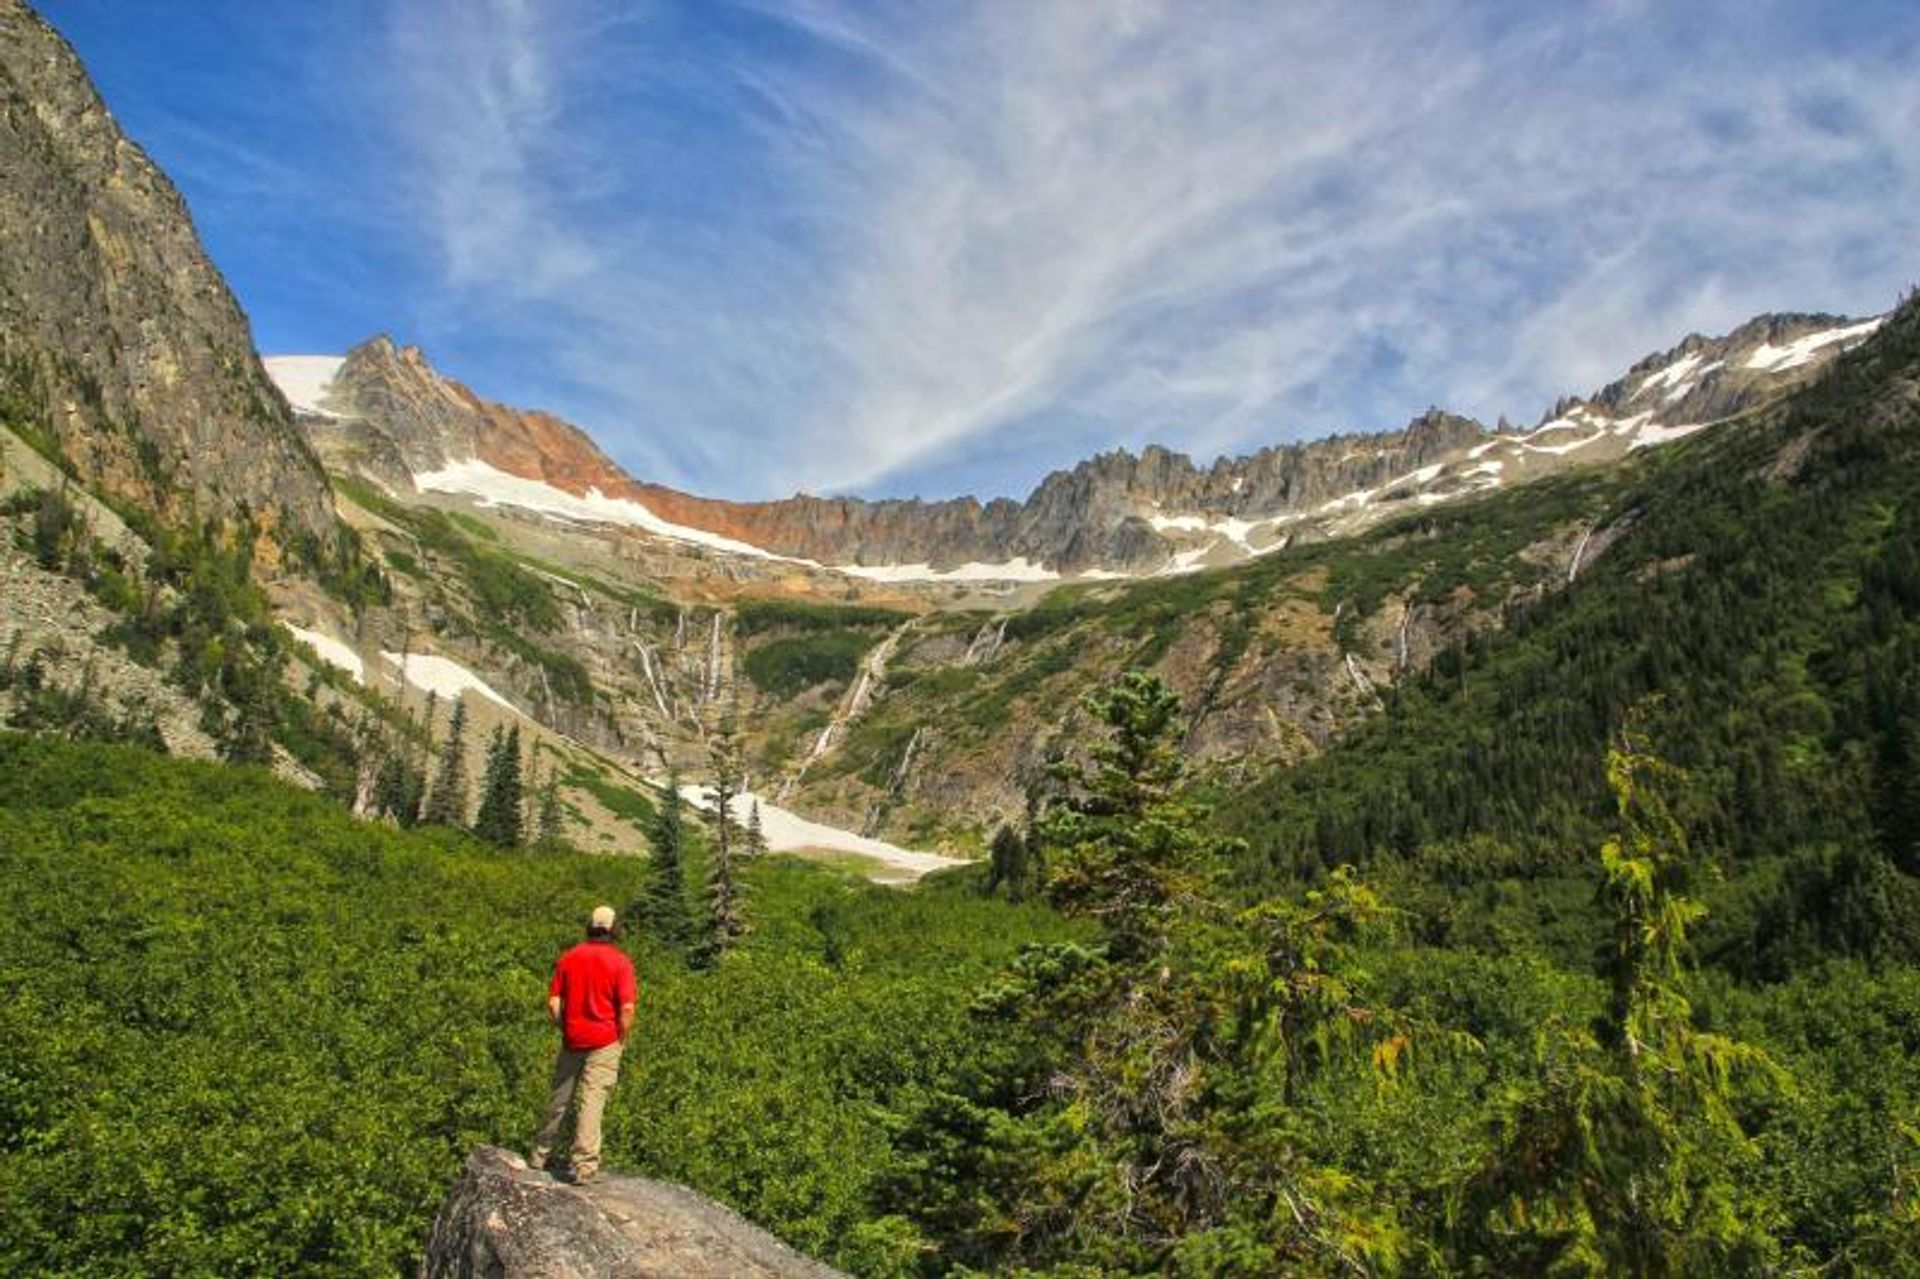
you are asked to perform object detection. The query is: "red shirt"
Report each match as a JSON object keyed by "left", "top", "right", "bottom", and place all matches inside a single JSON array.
[{"left": 549, "top": 940, "right": 637, "bottom": 1052}]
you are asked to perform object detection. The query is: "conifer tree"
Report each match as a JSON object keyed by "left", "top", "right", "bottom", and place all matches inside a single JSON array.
[
  {"left": 422, "top": 698, "right": 469, "bottom": 828},
  {"left": 1036, "top": 670, "right": 1218, "bottom": 962},
  {"left": 474, "top": 723, "right": 524, "bottom": 847},
  {"left": 696, "top": 718, "right": 748, "bottom": 965},
  {"left": 746, "top": 798, "right": 768, "bottom": 858},
  {"left": 372, "top": 749, "right": 415, "bottom": 824},
  {"left": 531, "top": 762, "right": 564, "bottom": 852},
  {"left": 1461, "top": 732, "right": 1786, "bottom": 1274},
  {"left": 983, "top": 823, "right": 1030, "bottom": 898},
  {"left": 640, "top": 767, "right": 690, "bottom": 946}
]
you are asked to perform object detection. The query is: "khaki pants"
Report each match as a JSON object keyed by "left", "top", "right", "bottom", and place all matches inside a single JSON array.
[{"left": 532, "top": 1041, "right": 624, "bottom": 1176}]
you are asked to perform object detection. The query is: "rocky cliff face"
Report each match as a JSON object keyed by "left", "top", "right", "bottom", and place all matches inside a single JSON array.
[
  {"left": 279, "top": 309, "right": 1879, "bottom": 580},
  {"left": 421, "top": 1147, "right": 847, "bottom": 1279},
  {"left": 0, "top": 2, "right": 333, "bottom": 540}
]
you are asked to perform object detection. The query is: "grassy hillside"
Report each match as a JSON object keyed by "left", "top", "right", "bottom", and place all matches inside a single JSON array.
[{"left": 0, "top": 734, "right": 1076, "bottom": 1276}]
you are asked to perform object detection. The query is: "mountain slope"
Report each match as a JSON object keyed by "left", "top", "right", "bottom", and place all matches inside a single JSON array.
[
  {"left": 0, "top": 1, "right": 333, "bottom": 541},
  {"left": 1226, "top": 292, "right": 1920, "bottom": 975},
  {"left": 256, "top": 308, "right": 1896, "bottom": 854}
]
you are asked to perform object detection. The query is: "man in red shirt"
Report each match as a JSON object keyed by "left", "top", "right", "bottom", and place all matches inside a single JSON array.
[{"left": 530, "top": 904, "right": 637, "bottom": 1184}]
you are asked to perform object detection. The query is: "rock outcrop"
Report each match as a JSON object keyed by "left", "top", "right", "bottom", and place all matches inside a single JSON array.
[
  {"left": 421, "top": 1147, "right": 846, "bottom": 1279},
  {"left": 0, "top": 1, "right": 334, "bottom": 539}
]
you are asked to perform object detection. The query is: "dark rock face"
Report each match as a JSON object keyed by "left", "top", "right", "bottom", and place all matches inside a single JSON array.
[
  {"left": 0, "top": 2, "right": 333, "bottom": 539},
  {"left": 420, "top": 1147, "right": 847, "bottom": 1279}
]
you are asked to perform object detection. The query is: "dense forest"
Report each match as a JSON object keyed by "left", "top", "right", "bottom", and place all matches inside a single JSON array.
[
  {"left": 2, "top": 301, "right": 1918, "bottom": 1275},
  {"left": 1229, "top": 292, "right": 1920, "bottom": 980}
]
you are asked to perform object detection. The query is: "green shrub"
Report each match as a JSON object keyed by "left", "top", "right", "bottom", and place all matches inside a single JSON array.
[{"left": 743, "top": 633, "right": 870, "bottom": 696}]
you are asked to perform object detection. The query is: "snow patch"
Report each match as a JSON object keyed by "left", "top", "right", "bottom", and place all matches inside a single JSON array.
[
  {"left": 680, "top": 785, "right": 966, "bottom": 882},
  {"left": 1663, "top": 359, "right": 1723, "bottom": 402},
  {"left": 1638, "top": 353, "right": 1702, "bottom": 396},
  {"left": 1743, "top": 317, "right": 1885, "bottom": 373},
  {"left": 1523, "top": 432, "right": 1609, "bottom": 457},
  {"left": 1147, "top": 512, "right": 1259, "bottom": 547},
  {"left": 1629, "top": 421, "right": 1709, "bottom": 451},
  {"left": 286, "top": 624, "right": 363, "bottom": 680},
  {"left": 417, "top": 457, "right": 1059, "bottom": 582},
  {"left": 836, "top": 557, "right": 1059, "bottom": 583},
  {"left": 264, "top": 356, "right": 345, "bottom": 417},
  {"left": 414, "top": 458, "right": 798, "bottom": 562},
  {"left": 1159, "top": 544, "right": 1218, "bottom": 576},
  {"left": 1319, "top": 486, "right": 1377, "bottom": 513},
  {"left": 1379, "top": 462, "right": 1444, "bottom": 494},
  {"left": 380, "top": 650, "right": 516, "bottom": 711}
]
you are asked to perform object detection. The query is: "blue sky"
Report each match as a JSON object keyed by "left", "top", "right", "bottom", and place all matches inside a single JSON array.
[{"left": 41, "top": 0, "right": 1920, "bottom": 502}]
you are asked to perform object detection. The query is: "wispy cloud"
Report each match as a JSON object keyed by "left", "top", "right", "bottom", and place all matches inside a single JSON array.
[{"left": 375, "top": 0, "right": 1920, "bottom": 499}]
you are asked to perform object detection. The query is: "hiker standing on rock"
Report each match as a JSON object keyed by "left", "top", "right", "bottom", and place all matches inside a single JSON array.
[{"left": 530, "top": 905, "right": 636, "bottom": 1184}]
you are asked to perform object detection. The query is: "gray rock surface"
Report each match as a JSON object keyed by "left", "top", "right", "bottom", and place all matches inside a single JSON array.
[
  {"left": 0, "top": 1, "right": 334, "bottom": 539},
  {"left": 420, "top": 1147, "right": 847, "bottom": 1279}
]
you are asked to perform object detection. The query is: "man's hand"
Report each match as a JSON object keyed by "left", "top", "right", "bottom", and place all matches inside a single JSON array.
[
  {"left": 548, "top": 995, "right": 563, "bottom": 1027},
  {"left": 617, "top": 1001, "right": 636, "bottom": 1045}
]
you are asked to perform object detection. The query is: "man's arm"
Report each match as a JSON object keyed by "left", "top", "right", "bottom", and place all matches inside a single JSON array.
[
  {"left": 616, "top": 956, "right": 638, "bottom": 1044},
  {"left": 548, "top": 994, "right": 563, "bottom": 1026}
]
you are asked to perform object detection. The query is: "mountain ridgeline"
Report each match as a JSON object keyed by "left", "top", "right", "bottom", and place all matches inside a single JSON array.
[{"left": 282, "top": 308, "right": 1879, "bottom": 579}]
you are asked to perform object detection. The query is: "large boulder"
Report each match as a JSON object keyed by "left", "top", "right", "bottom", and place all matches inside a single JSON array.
[{"left": 420, "top": 1147, "right": 847, "bottom": 1279}]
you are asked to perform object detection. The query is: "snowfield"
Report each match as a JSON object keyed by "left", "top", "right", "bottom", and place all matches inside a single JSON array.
[
  {"left": 380, "top": 650, "right": 517, "bottom": 711},
  {"left": 286, "top": 624, "right": 364, "bottom": 680},
  {"left": 284, "top": 625, "right": 516, "bottom": 714},
  {"left": 679, "top": 784, "right": 967, "bottom": 883},
  {"left": 837, "top": 557, "right": 1060, "bottom": 583},
  {"left": 262, "top": 356, "right": 345, "bottom": 417},
  {"left": 414, "top": 458, "right": 798, "bottom": 562}
]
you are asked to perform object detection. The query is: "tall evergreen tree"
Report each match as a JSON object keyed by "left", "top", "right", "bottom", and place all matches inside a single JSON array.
[
  {"left": 1461, "top": 734, "right": 1786, "bottom": 1275},
  {"left": 639, "top": 767, "right": 691, "bottom": 946},
  {"left": 531, "top": 762, "right": 564, "bottom": 852},
  {"left": 372, "top": 749, "right": 415, "bottom": 825},
  {"left": 474, "top": 723, "right": 525, "bottom": 847},
  {"left": 422, "top": 698, "right": 469, "bottom": 828},
  {"left": 746, "top": 798, "right": 768, "bottom": 858},
  {"left": 983, "top": 823, "right": 1031, "bottom": 899},
  {"left": 1036, "top": 670, "right": 1218, "bottom": 962},
  {"left": 697, "top": 718, "right": 748, "bottom": 966}
]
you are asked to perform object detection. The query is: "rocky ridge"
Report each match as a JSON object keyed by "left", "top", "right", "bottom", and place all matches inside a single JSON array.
[
  {"left": 0, "top": 1, "right": 334, "bottom": 541},
  {"left": 272, "top": 312, "right": 1880, "bottom": 581}
]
